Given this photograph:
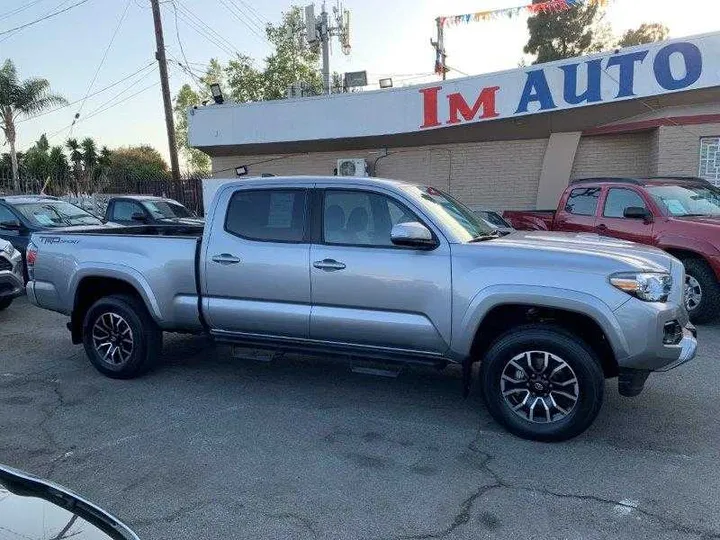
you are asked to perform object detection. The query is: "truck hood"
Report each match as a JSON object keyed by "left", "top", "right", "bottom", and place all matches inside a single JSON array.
[{"left": 479, "top": 230, "right": 674, "bottom": 274}]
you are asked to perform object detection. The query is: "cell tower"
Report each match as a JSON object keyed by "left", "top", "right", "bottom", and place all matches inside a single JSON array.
[{"left": 304, "top": 2, "right": 351, "bottom": 94}]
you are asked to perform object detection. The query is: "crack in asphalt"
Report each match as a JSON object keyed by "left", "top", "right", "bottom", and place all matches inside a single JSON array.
[
  {"left": 265, "top": 512, "right": 320, "bottom": 540},
  {"left": 383, "top": 437, "right": 720, "bottom": 540}
]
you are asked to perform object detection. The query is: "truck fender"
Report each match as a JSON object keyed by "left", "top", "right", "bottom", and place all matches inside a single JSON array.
[
  {"left": 656, "top": 234, "right": 720, "bottom": 266},
  {"left": 70, "top": 263, "right": 164, "bottom": 323},
  {"left": 452, "top": 284, "right": 630, "bottom": 362}
]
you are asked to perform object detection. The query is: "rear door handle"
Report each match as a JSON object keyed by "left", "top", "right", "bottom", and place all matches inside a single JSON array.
[
  {"left": 313, "top": 259, "right": 346, "bottom": 271},
  {"left": 212, "top": 253, "right": 241, "bottom": 265}
]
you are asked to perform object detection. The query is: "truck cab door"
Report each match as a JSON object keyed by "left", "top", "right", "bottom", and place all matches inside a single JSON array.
[
  {"left": 309, "top": 187, "right": 451, "bottom": 355},
  {"left": 202, "top": 185, "right": 312, "bottom": 339},
  {"left": 595, "top": 187, "right": 654, "bottom": 244},
  {"left": 554, "top": 187, "right": 600, "bottom": 233}
]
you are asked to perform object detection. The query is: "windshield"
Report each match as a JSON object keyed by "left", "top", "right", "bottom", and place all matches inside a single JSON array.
[
  {"left": 141, "top": 200, "right": 193, "bottom": 220},
  {"left": 16, "top": 201, "right": 102, "bottom": 227},
  {"left": 407, "top": 186, "right": 495, "bottom": 240},
  {"left": 646, "top": 184, "right": 720, "bottom": 217}
]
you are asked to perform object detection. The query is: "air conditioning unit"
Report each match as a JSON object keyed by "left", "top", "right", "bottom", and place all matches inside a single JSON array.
[{"left": 336, "top": 158, "right": 367, "bottom": 177}]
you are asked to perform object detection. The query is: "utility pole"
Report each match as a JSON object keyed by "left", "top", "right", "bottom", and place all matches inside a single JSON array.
[
  {"left": 150, "top": 0, "right": 180, "bottom": 181},
  {"left": 431, "top": 18, "right": 447, "bottom": 81},
  {"left": 320, "top": 3, "right": 330, "bottom": 94},
  {"left": 305, "top": 2, "right": 350, "bottom": 96}
]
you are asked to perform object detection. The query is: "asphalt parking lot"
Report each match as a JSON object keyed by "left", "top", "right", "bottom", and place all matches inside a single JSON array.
[{"left": 1, "top": 297, "right": 719, "bottom": 539}]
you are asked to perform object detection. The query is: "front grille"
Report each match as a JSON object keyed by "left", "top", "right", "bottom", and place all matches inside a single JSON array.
[{"left": 0, "top": 257, "right": 11, "bottom": 271}]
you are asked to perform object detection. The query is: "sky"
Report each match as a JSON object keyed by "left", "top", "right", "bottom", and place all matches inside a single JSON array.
[{"left": 2, "top": 0, "right": 720, "bottom": 166}]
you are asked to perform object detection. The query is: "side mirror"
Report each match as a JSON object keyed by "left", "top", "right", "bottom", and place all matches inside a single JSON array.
[
  {"left": 623, "top": 206, "right": 652, "bottom": 222},
  {"left": 0, "top": 220, "right": 22, "bottom": 231},
  {"left": 130, "top": 212, "right": 148, "bottom": 223},
  {"left": 390, "top": 222, "right": 436, "bottom": 249}
]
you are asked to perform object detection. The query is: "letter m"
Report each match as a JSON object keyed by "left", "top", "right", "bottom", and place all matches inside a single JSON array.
[{"left": 446, "top": 86, "right": 500, "bottom": 124}]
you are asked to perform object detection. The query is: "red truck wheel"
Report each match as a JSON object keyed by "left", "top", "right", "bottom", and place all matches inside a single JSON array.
[{"left": 682, "top": 258, "right": 720, "bottom": 324}]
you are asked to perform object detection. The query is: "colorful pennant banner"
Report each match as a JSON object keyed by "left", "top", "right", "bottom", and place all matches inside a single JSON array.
[{"left": 437, "top": 0, "right": 609, "bottom": 27}]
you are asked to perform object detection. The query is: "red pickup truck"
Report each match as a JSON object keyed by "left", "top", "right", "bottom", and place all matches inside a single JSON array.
[{"left": 504, "top": 177, "right": 720, "bottom": 323}]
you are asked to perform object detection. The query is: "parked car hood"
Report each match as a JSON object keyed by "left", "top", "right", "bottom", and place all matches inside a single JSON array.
[
  {"left": 0, "top": 464, "right": 139, "bottom": 539},
  {"left": 474, "top": 230, "right": 674, "bottom": 274},
  {"left": 159, "top": 217, "right": 204, "bottom": 226}
]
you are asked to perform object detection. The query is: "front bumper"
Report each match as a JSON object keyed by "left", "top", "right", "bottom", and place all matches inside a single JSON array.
[{"left": 653, "top": 325, "right": 697, "bottom": 372}]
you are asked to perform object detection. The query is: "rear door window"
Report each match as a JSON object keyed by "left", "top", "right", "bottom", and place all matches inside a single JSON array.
[
  {"left": 565, "top": 188, "right": 601, "bottom": 216},
  {"left": 225, "top": 189, "right": 307, "bottom": 242},
  {"left": 111, "top": 201, "right": 144, "bottom": 222}
]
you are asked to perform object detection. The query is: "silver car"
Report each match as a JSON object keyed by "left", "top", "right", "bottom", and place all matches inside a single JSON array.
[{"left": 0, "top": 238, "right": 24, "bottom": 311}]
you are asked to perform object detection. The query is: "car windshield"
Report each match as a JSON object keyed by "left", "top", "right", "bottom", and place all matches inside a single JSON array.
[
  {"left": 408, "top": 186, "right": 495, "bottom": 240},
  {"left": 142, "top": 200, "right": 193, "bottom": 219},
  {"left": 15, "top": 201, "right": 102, "bottom": 227},
  {"left": 646, "top": 184, "right": 720, "bottom": 217}
]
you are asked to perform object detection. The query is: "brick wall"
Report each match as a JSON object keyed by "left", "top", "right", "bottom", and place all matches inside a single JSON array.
[
  {"left": 655, "top": 123, "right": 720, "bottom": 177},
  {"left": 212, "top": 138, "right": 547, "bottom": 211},
  {"left": 570, "top": 133, "right": 652, "bottom": 179}
]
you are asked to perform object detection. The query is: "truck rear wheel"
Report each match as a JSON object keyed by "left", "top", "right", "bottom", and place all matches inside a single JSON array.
[
  {"left": 479, "top": 324, "right": 604, "bottom": 442},
  {"left": 82, "top": 294, "right": 162, "bottom": 379},
  {"left": 682, "top": 258, "right": 720, "bottom": 324}
]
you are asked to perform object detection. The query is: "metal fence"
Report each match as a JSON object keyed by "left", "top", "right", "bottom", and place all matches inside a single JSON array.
[{"left": 0, "top": 166, "right": 206, "bottom": 217}]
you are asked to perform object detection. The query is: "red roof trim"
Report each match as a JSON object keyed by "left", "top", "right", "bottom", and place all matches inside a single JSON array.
[{"left": 583, "top": 114, "right": 720, "bottom": 136}]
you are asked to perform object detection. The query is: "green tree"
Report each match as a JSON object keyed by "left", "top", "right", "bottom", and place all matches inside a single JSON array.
[
  {"left": 108, "top": 145, "right": 169, "bottom": 182},
  {"left": 262, "top": 6, "right": 322, "bottom": 99},
  {"left": 618, "top": 23, "right": 669, "bottom": 48},
  {"left": 22, "top": 134, "right": 51, "bottom": 179},
  {"left": 524, "top": 1, "right": 612, "bottom": 64},
  {"left": 173, "top": 6, "right": 323, "bottom": 168},
  {"left": 173, "top": 84, "right": 211, "bottom": 174},
  {"left": 0, "top": 59, "right": 67, "bottom": 190}
]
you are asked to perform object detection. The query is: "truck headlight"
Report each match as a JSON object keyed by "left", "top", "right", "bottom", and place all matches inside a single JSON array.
[
  {"left": 610, "top": 272, "right": 672, "bottom": 302},
  {"left": 2, "top": 243, "right": 14, "bottom": 256}
]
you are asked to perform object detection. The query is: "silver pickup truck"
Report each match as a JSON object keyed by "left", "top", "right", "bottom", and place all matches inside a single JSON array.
[{"left": 26, "top": 176, "right": 697, "bottom": 441}]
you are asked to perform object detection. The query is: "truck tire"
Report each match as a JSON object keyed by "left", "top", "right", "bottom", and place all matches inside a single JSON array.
[
  {"left": 682, "top": 258, "right": 720, "bottom": 324},
  {"left": 0, "top": 297, "right": 12, "bottom": 311},
  {"left": 478, "top": 324, "right": 604, "bottom": 442},
  {"left": 82, "top": 294, "right": 162, "bottom": 379}
]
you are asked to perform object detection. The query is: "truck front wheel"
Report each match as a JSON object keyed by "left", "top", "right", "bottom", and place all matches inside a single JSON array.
[
  {"left": 82, "top": 294, "right": 162, "bottom": 379},
  {"left": 479, "top": 324, "right": 604, "bottom": 442}
]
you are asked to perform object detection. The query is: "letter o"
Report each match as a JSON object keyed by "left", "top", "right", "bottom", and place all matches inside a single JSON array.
[{"left": 653, "top": 43, "right": 702, "bottom": 91}]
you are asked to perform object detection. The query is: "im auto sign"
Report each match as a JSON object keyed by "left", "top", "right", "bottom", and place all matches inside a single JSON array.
[{"left": 188, "top": 32, "right": 720, "bottom": 148}]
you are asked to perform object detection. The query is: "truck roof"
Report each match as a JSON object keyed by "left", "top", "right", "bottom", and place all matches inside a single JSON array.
[
  {"left": 213, "top": 175, "right": 417, "bottom": 190},
  {"left": 570, "top": 176, "right": 712, "bottom": 187}
]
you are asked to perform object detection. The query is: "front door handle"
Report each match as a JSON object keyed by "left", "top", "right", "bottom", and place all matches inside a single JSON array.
[
  {"left": 212, "top": 253, "right": 241, "bottom": 265},
  {"left": 313, "top": 259, "right": 346, "bottom": 271}
]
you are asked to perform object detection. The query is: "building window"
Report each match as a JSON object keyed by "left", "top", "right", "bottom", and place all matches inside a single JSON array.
[{"left": 699, "top": 137, "right": 720, "bottom": 186}]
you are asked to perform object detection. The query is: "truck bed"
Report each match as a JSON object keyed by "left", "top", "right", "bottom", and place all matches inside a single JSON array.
[
  {"left": 503, "top": 210, "right": 555, "bottom": 231},
  {"left": 29, "top": 228, "right": 203, "bottom": 332}
]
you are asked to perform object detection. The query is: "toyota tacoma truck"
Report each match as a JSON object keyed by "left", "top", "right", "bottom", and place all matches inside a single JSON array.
[
  {"left": 26, "top": 176, "right": 697, "bottom": 441},
  {"left": 504, "top": 176, "right": 720, "bottom": 323}
]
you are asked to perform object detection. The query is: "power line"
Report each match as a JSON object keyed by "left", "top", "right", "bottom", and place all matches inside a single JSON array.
[
  {"left": 217, "top": 0, "right": 268, "bottom": 45},
  {"left": 169, "top": 0, "right": 204, "bottom": 92},
  {"left": 229, "top": 0, "right": 266, "bottom": 29},
  {"left": 47, "top": 71, "right": 167, "bottom": 140},
  {"left": 171, "top": 1, "right": 237, "bottom": 56},
  {"left": 0, "top": 0, "right": 50, "bottom": 21},
  {"left": 17, "top": 62, "right": 155, "bottom": 123},
  {"left": 0, "top": 0, "right": 91, "bottom": 36},
  {"left": 71, "top": 0, "right": 133, "bottom": 136}
]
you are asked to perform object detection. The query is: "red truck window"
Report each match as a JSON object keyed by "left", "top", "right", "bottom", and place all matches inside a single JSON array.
[
  {"left": 603, "top": 188, "right": 647, "bottom": 218},
  {"left": 565, "top": 188, "right": 600, "bottom": 216}
]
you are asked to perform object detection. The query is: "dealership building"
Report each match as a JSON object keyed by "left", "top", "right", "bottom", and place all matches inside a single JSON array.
[{"left": 189, "top": 32, "right": 720, "bottom": 211}]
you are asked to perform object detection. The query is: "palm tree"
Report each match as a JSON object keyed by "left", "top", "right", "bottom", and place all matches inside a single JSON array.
[
  {"left": 0, "top": 59, "right": 67, "bottom": 190},
  {"left": 65, "top": 138, "right": 82, "bottom": 194}
]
